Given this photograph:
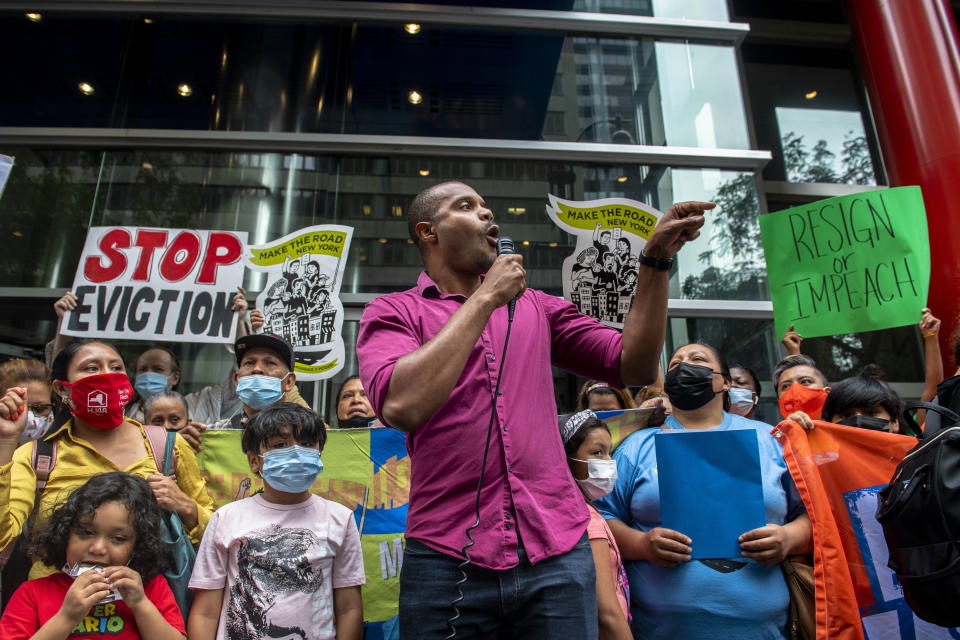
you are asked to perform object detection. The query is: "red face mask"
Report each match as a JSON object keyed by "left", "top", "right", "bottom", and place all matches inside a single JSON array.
[
  {"left": 58, "top": 372, "right": 132, "bottom": 430},
  {"left": 778, "top": 382, "right": 827, "bottom": 420}
]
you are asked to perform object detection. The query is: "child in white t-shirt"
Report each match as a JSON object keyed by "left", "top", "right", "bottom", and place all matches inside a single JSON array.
[{"left": 187, "top": 403, "right": 365, "bottom": 640}]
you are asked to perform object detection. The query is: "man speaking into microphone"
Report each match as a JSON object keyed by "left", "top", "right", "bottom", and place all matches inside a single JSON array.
[{"left": 357, "top": 181, "right": 712, "bottom": 639}]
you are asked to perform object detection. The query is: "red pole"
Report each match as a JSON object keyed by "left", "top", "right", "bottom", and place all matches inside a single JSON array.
[{"left": 848, "top": 0, "right": 960, "bottom": 372}]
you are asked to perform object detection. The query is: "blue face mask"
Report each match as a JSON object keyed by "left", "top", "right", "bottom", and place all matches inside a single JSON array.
[
  {"left": 134, "top": 372, "right": 170, "bottom": 398},
  {"left": 260, "top": 444, "right": 323, "bottom": 493},
  {"left": 237, "top": 374, "right": 286, "bottom": 410}
]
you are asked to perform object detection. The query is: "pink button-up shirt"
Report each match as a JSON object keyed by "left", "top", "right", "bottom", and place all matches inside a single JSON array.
[{"left": 357, "top": 272, "right": 624, "bottom": 570}]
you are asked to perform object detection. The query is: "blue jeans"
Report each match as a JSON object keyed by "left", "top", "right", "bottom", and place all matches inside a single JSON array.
[{"left": 398, "top": 534, "right": 597, "bottom": 640}]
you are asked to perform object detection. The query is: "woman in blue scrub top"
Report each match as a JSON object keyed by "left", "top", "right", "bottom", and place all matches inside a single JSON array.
[{"left": 595, "top": 343, "right": 812, "bottom": 640}]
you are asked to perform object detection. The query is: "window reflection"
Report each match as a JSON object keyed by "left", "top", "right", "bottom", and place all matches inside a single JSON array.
[
  {"left": 668, "top": 169, "right": 766, "bottom": 300},
  {"left": 654, "top": 42, "right": 748, "bottom": 148},
  {"left": 793, "top": 327, "right": 923, "bottom": 384},
  {"left": 775, "top": 107, "right": 875, "bottom": 185},
  {"left": 743, "top": 45, "right": 880, "bottom": 185},
  {"left": 573, "top": 0, "right": 729, "bottom": 20},
  {"left": 0, "top": 148, "right": 762, "bottom": 300},
  {"left": 0, "top": 15, "right": 747, "bottom": 149},
  {"left": 552, "top": 38, "right": 749, "bottom": 149}
]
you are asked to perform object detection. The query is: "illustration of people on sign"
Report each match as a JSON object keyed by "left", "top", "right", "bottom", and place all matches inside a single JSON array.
[
  {"left": 596, "top": 252, "right": 621, "bottom": 292},
  {"left": 593, "top": 224, "right": 614, "bottom": 261},
  {"left": 248, "top": 224, "right": 352, "bottom": 379},
  {"left": 614, "top": 236, "right": 632, "bottom": 270},
  {"left": 546, "top": 194, "right": 662, "bottom": 329},
  {"left": 571, "top": 247, "right": 601, "bottom": 289},
  {"left": 261, "top": 255, "right": 338, "bottom": 348},
  {"left": 569, "top": 225, "right": 639, "bottom": 323}
]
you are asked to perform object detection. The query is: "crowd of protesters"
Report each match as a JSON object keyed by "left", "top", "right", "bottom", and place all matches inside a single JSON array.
[{"left": 0, "top": 180, "right": 950, "bottom": 640}]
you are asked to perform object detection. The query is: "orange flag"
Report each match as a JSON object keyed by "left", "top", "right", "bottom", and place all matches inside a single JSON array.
[{"left": 773, "top": 420, "right": 956, "bottom": 639}]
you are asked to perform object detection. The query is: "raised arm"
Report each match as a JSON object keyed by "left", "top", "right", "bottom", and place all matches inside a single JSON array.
[
  {"left": 0, "top": 388, "right": 38, "bottom": 552},
  {"left": 232, "top": 287, "right": 251, "bottom": 338},
  {"left": 619, "top": 201, "right": 713, "bottom": 385},
  {"left": 781, "top": 324, "right": 803, "bottom": 356},
  {"left": 364, "top": 255, "right": 524, "bottom": 432},
  {"left": 50, "top": 291, "right": 78, "bottom": 363},
  {"left": 0, "top": 387, "right": 27, "bottom": 466},
  {"left": 919, "top": 308, "right": 944, "bottom": 402}
]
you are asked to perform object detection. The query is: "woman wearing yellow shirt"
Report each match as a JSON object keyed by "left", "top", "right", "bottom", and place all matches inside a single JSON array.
[{"left": 0, "top": 339, "right": 213, "bottom": 580}]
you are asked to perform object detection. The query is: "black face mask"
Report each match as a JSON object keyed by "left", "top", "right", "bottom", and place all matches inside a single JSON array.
[
  {"left": 664, "top": 362, "right": 720, "bottom": 411},
  {"left": 338, "top": 415, "right": 375, "bottom": 429},
  {"left": 835, "top": 414, "right": 891, "bottom": 432}
]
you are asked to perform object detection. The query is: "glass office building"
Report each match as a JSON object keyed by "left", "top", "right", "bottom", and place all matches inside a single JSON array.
[{"left": 0, "top": 0, "right": 945, "bottom": 421}]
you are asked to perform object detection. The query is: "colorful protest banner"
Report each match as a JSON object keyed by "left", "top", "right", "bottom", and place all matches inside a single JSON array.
[
  {"left": 595, "top": 407, "right": 655, "bottom": 448},
  {"left": 61, "top": 227, "right": 248, "bottom": 343},
  {"left": 774, "top": 419, "right": 958, "bottom": 639},
  {"left": 545, "top": 194, "right": 662, "bottom": 328},
  {"left": 759, "top": 187, "right": 930, "bottom": 339},
  {"left": 247, "top": 225, "right": 353, "bottom": 380},
  {"left": 197, "top": 428, "right": 407, "bottom": 637},
  {"left": 0, "top": 154, "right": 13, "bottom": 200}
]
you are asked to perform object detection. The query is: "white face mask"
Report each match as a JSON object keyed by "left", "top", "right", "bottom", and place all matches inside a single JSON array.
[
  {"left": 728, "top": 387, "right": 758, "bottom": 417},
  {"left": 570, "top": 457, "right": 618, "bottom": 500},
  {"left": 23, "top": 410, "right": 55, "bottom": 443}
]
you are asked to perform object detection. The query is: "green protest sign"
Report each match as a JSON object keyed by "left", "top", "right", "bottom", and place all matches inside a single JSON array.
[{"left": 759, "top": 186, "right": 930, "bottom": 339}]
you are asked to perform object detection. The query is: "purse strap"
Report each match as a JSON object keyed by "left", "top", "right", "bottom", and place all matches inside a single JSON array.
[
  {"left": 162, "top": 430, "right": 177, "bottom": 477},
  {"left": 142, "top": 424, "right": 177, "bottom": 478}
]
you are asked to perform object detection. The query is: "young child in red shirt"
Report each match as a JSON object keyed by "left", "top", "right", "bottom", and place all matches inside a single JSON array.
[{"left": 0, "top": 472, "right": 185, "bottom": 639}]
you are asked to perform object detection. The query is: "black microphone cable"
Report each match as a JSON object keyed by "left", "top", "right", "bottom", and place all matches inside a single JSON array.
[{"left": 444, "top": 237, "right": 517, "bottom": 639}]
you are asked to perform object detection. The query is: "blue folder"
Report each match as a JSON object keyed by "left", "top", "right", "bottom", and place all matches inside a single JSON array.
[{"left": 655, "top": 429, "right": 766, "bottom": 560}]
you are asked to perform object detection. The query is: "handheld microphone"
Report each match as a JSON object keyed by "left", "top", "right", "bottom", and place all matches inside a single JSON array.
[{"left": 496, "top": 236, "right": 517, "bottom": 322}]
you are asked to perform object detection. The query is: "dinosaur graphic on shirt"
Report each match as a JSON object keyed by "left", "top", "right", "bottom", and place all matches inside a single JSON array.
[{"left": 225, "top": 524, "right": 324, "bottom": 639}]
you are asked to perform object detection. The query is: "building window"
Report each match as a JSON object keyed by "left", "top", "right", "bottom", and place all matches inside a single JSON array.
[{"left": 743, "top": 43, "right": 880, "bottom": 185}]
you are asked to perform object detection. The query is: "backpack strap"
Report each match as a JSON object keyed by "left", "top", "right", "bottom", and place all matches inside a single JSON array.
[
  {"left": 143, "top": 424, "right": 177, "bottom": 478},
  {"left": 0, "top": 437, "right": 57, "bottom": 565},
  {"left": 24, "top": 438, "right": 56, "bottom": 531},
  {"left": 902, "top": 400, "right": 960, "bottom": 439},
  {"left": 31, "top": 437, "right": 57, "bottom": 494}
]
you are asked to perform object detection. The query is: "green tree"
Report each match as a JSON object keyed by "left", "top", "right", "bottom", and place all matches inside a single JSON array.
[
  {"left": 840, "top": 131, "right": 875, "bottom": 185},
  {"left": 781, "top": 131, "right": 809, "bottom": 182},
  {"left": 680, "top": 173, "right": 768, "bottom": 299},
  {"left": 804, "top": 139, "right": 838, "bottom": 183},
  {"left": 782, "top": 129, "right": 875, "bottom": 185}
]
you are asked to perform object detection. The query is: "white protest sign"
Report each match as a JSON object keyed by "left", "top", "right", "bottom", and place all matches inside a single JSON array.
[
  {"left": 62, "top": 227, "right": 248, "bottom": 343},
  {"left": 545, "top": 194, "right": 663, "bottom": 328},
  {"left": 246, "top": 225, "right": 353, "bottom": 380}
]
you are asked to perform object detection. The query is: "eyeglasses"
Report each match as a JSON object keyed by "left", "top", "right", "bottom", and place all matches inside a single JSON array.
[{"left": 28, "top": 403, "right": 55, "bottom": 417}]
